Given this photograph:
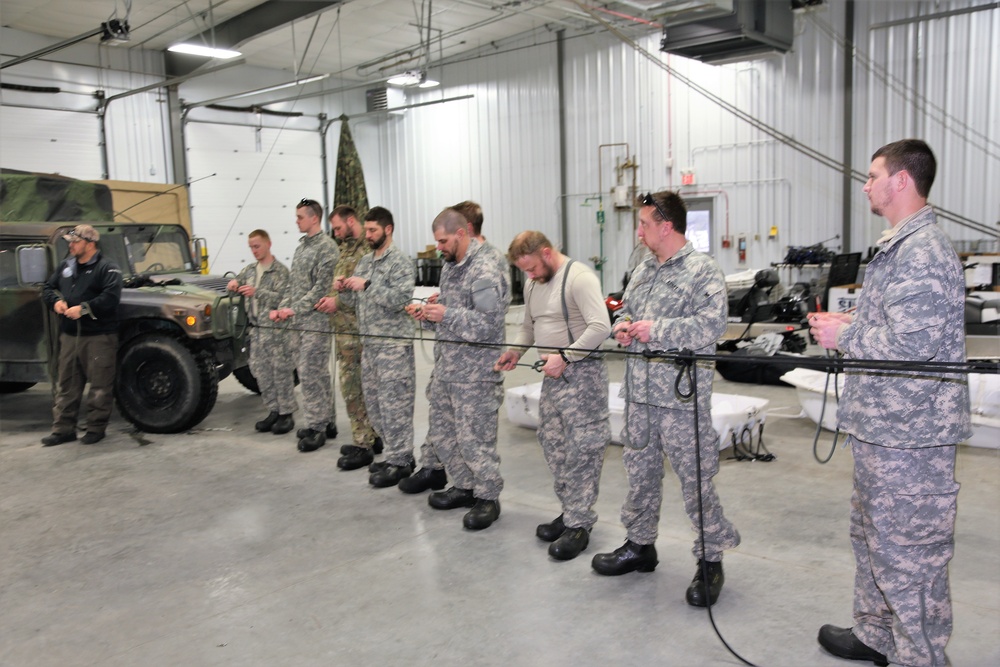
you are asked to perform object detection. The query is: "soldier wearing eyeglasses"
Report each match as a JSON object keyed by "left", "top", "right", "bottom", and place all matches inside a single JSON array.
[
  {"left": 592, "top": 191, "right": 740, "bottom": 609},
  {"left": 270, "top": 198, "right": 339, "bottom": 452}
]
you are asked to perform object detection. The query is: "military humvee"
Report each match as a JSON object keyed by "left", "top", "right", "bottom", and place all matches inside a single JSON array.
[{"left": 0, "top": 171, "right": 253, "bottom": 433}]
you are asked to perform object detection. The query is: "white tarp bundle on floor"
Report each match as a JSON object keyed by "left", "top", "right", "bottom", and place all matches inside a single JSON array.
[
  {"left": 780, "top": 368, "right": 1000, "bottom": 449},
  {"left": 505, "top": 382, "right": 769, "bottom": 451}
]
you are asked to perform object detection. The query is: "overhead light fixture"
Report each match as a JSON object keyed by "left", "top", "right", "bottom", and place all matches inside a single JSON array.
[
  {"left": 387, "top": 70, "right": 424, "bottom": 87},
  {"left": 387, "top": 70, "right": 438, "bottom": 88},
  {"left": 168, "top": 43, "right": 242, "bottom": 59}
]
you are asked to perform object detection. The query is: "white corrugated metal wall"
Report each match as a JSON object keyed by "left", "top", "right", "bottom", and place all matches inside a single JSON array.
[
  {"left": 853, "top": 0, "right": 1000, "bottom": 249},
  {"left": 345, "top": 41, "right": 561, "bottom": 258}
]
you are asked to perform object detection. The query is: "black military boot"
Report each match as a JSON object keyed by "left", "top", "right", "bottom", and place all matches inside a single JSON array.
[
  {"left": 337, "top": 445, "right": 374, "bottom": 471},
  {"left": 549, "top": 527, "right": 590, "bottom": 561},
  {"left": 297, "top": 428, "right": 325, "bottom": 452},
  {"left": 398, "top": 467, "right": 447, "bottom": 494},
  {"left": 428, "top": 486, "right": 476, "bottom": 510},
  {"left": 271, "top": 414, "right": 294, "bottom": 435},
  {"left": 342, "top": 437, "right": 383, "bottom": 456},
  {"left": 463, "top": 499, "right": 501, "bottom": 530},
  {"left": 591, "top": 540, "right": 658, "bottom": 576},
  {"left": 325, "top": 422, "right": 338, "bottom": 439},
  {"left": 685, "top": 559, "right": 725, "bottom": 607},
  {"left": 369, "top": 461, "right": 414, "bottom": 488},
  {"left": 255, "top": 411, "right": 279, "bottom": 432},
  {"left": 818, "top": 626, "right": 888, "bottom": 666},
  {"left": 536, "top": 514, "right": 566, "bottom": 542}
]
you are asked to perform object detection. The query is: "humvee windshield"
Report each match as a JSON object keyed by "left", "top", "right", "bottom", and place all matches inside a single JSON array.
[{"left": 55, "top": 225, "right": 196, "bottom": 277}]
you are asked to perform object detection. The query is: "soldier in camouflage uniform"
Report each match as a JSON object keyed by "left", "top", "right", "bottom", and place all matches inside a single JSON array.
[
  {"left": 591, "top": 191, "right": 740, "bottom": 609},
  {"left": 811, "top": 140, "right": 971, "bottom": 667},
  {"left": 406, "top": 208, "right": 511, "bottom": 530},
  {"left": 402, "top": 200, "right": 509, "bottom": 494},
  {"left": 316, "top": 206, "right": 379, "bottom": 471},
  {"left": 497, "top": 231, "right": 611, "bottom": 560},
  {"left": 227, "top": 229, "right": 295, "bottom": 434},
  {"left": 271, "top": 199, "right": 339, "bottom": 453},
  {"left": 343, "top": 206, "right": 417, "bottom": 488}
]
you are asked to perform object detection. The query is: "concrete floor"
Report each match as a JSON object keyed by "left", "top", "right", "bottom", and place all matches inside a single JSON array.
[{"left": 1, "top": 339, "right": 998, "bottom": 667}]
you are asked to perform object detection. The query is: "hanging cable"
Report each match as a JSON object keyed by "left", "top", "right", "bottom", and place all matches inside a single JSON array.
[
  {"left": 675, "top": 349, "right": 758, "bottom": 667},
  {"left": 812, "top": 351, "right": 843, "bottom": 464}
]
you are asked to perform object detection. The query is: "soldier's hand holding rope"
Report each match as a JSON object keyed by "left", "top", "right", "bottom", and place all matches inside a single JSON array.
[{"left": 808, "top": 311, "right": 852, "bottom": 350}]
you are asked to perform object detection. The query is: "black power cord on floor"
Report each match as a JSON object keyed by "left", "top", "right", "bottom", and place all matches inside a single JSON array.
[{"left": 672, "top": 349, "right": 758, "bottom": 667}]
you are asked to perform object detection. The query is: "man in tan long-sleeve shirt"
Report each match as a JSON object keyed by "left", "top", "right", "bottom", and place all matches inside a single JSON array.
[{"left": 496, "top": 231, "right": 612, "bottom": 561}]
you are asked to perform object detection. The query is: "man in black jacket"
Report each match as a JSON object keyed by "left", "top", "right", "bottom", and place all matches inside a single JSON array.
[{"left": 41, "top": 224, "right": 123, "bottom": 445}]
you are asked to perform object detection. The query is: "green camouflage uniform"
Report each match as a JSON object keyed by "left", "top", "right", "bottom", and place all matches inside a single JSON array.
[
  {"left": 235, "top": 259, "right": 295, "bottom": 415},
  {"left": 617, "top": 241, "right": 740, "bottom": 561},
  {"left": 279, "top": 232, "right": 339, "bottom": 431},
  {"left": 329, "top": 234, "right": 377, "bottom": 448},
  {"left": 354, "top": 243, "right": 416, "bottom": 466},
  {"left": 835, "top": 207, "right": 971, "bottom": 667},
  {"left": 421, "top": 239, "right": 510, "bottom": 501},
  {"left": 510, "top": 259, "right": 612, "bottom": 530}
]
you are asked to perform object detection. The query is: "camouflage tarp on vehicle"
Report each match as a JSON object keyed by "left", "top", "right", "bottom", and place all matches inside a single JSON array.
[{"left": 0, "top": 169, "right": 114, "bottom": 223}]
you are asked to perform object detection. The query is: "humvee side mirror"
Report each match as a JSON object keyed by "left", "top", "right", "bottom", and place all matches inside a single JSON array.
[{"left": 17, "top": 245, "right": 50, "bottom": 284}]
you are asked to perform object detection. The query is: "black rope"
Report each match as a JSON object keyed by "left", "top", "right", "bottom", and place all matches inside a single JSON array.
[
  {"left": 239, "top": 319, "right": 1000, "bottom": 378},
  {"left": 675, "top": 350, "right": 757, "bottom": 667},
  {"left": 813, "top": 352, "right": 843, "bottom": 465}
]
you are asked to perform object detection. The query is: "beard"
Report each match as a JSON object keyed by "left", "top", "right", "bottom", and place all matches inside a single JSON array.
[
  {"left": 369, "top": 232, "right": 386, "bottom": 250},
  {"left": 533, "top": 266, "right": 555, "bottom": 284}
]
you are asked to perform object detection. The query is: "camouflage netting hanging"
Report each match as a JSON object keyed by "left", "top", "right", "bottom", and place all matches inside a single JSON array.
[
  {"left": 333, "top": 116, "right": 369, "bottom": 218},
  {"left": 0, "top": 169, "right": 114, "bottom": 222}
]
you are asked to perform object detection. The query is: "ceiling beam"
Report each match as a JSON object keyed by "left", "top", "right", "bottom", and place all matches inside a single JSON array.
[{"left": 165, "top": 0, "right": 344, "bottom": 77}]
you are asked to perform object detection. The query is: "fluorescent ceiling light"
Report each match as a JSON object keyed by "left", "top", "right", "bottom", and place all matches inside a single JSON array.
[
  {"left": 387, "top": 71, "right": 424, "bottom": 86},
  {"left": 168, "top": 43, "right": 242, "bottom": 59}
]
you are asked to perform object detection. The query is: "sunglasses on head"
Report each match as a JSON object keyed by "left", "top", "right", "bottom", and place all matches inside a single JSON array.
[
  {"left": 641, "top": 192, "right": 670, "bottom": 224},
  {"left": 298, "top": 198, "right": 319, "bottom": 208}
]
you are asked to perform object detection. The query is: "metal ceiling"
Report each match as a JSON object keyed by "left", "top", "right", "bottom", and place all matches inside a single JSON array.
[{"left": 0, "top": 0, "right": 739, "bottom": 83}]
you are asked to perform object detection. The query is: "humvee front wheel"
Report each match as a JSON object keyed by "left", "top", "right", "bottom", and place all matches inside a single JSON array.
[{"left": 116, "top": 334, "right": 219, "bottom": 433}]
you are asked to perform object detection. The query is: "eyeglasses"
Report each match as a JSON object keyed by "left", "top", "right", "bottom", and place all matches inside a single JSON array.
[
  {"left": 298, "top": 198, "right": 319, "bottom": 208},
  {"left": 641, "top": 192, "right": 670, "bottom": 224}
]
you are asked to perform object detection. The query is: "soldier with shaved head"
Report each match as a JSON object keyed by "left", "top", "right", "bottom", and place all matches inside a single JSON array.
[{"left": 405, "top": 207, "right": 511, "bottom": 530}]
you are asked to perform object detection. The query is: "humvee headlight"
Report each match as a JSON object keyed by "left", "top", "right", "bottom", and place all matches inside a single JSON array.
[{"left": 186, "top": 315, "right": 197, "bottom": 327}]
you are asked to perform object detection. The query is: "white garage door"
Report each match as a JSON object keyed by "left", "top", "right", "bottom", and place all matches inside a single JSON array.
[
  {"left": 184, "top": 121, "right": 324, "bottom": 274},
  {"left": 0, "top": 106, "right": 102, "bottom": 179}
]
